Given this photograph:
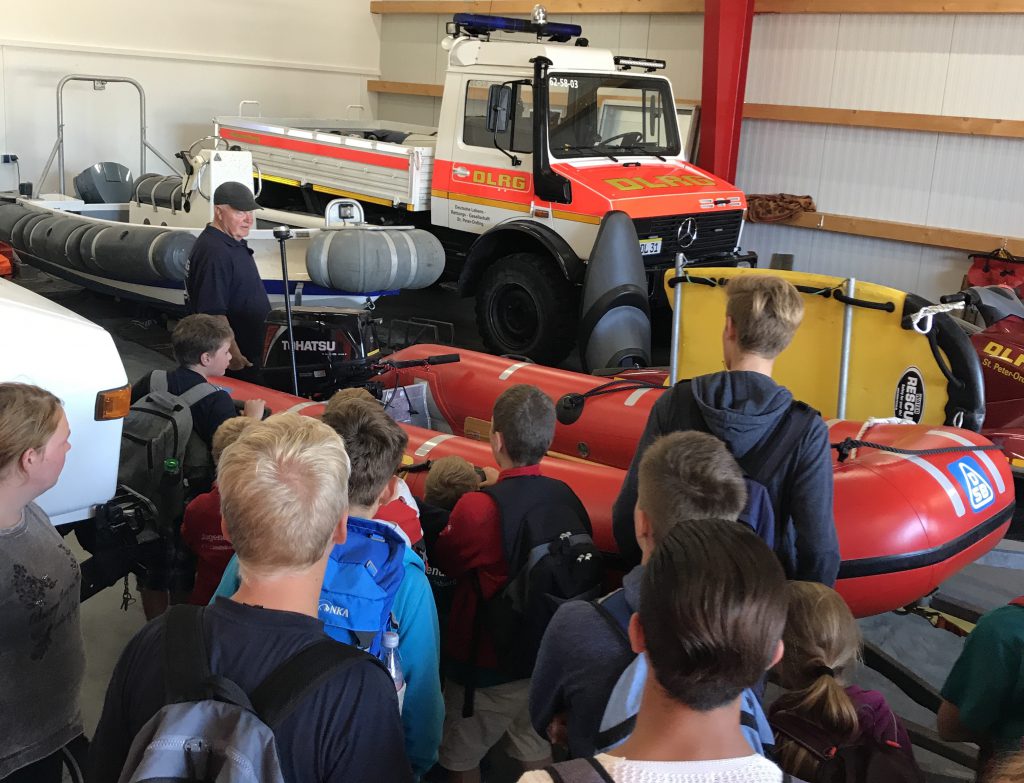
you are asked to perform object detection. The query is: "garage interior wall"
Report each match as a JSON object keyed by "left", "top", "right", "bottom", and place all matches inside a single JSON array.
[
  {"left": 376, "top": 9, "right": 1024, "bottom": 302},
  {"left": 0, "top": 1, "right": 382, "bottom": 195}
]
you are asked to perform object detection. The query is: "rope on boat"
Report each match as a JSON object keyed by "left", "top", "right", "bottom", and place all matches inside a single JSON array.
[
  {"left": 907, "top": 301, "right": 963, "bottom": 334},
  {"left": 832, "top": 438, "right": 1002, "bottom": 463}
]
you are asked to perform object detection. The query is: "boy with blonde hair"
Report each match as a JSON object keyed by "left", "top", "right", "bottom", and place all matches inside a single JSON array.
[
  {"left": 612, "top": 274, "right": 838, "bottom": 586},
  {"left": 425, "top": 455, "right": 484, "bottom": 511},
  {"left": 89, "top": 414, "right": 412, "bottom": 783},
  {"left": 214, "top": 399, "right": 443, "bottom": 778}
]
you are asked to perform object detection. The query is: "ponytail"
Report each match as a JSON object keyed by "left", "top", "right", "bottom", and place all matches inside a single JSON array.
[
  {"left": 772, "top": 671, "right": 860, "bottom": 778},
  {"left": 772, "top": 582, "right": 863, "bottom": 780}
]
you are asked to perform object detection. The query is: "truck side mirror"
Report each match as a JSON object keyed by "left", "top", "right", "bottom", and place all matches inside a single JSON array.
[{"left": 486, "top": 84, "right": 513, "bottom": 134}]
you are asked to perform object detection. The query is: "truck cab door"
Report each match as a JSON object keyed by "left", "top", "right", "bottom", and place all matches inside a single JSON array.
[{"left": 439, "top": 78, "right": 539, "bottom": 236}]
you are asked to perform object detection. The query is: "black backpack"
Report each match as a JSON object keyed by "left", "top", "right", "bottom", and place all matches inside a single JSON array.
[
  {"left": 770, "top": 710, "right": 924, "bottom": 783},
  {"left": 479, "top": 475, "right": 604, "bottom": 679},
  {"left": 119, "top": 371, "right": 218, "bottom": 532}
]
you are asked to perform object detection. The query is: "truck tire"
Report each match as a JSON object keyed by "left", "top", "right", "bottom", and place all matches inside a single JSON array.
[{"left": 476, "top": 252, "right": 579, "bottom": 366}]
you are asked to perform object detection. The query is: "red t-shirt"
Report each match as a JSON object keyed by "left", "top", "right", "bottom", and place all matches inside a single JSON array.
[
  {"left": 180, "top": 485, "right": 235, "bottom": 605},
  {"left": 431, "top": 464, "right": 541, "bottom": 671},
  {"left": 377, "top": 497, "right": 423, "bottom": 549}
]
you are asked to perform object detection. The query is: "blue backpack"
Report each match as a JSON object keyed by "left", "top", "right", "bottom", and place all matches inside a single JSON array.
[
  {"left": 678, "top": 380, "right": 817, "bottom": 559},
  {"left": 591, "top": 588, "right": 775, "bottom": 756},
  {"left": 318, "top": 517, "right": 407, "bottom": 659}
]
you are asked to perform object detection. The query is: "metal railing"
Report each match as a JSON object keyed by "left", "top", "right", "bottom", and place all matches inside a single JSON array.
[{"left": 37, "top": 74, "right": 180, "bottom": 195}]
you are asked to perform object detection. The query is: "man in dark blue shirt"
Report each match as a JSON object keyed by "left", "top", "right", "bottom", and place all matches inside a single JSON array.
[{"left": 185, "top": 182, "right": 271, "bottom": 381}]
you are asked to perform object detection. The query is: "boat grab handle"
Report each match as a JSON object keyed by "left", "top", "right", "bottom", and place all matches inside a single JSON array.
[
  {"left": 238, "top": 100, "right": 261, "bottom": 118},
  {"left": 832, "top": 291, "right": 895, "bottom": 312}
]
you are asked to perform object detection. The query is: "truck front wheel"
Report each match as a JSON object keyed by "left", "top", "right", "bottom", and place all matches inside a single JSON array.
[{"left": 476, "top": 253, "right": 579, "bottom": 366}]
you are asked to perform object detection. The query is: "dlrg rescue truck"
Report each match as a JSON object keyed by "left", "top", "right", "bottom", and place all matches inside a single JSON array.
[{"left": 217, "top": 9, "right": 753, "bottom": 364}]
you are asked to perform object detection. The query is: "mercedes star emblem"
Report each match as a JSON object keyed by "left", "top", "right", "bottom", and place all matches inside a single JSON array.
[{"left": 677, "top": 217, "right": 698, "bottom": 249}]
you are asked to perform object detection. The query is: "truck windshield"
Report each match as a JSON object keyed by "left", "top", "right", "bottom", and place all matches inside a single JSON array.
[{"left": 547, "top": 73, "right": 681, "bottom": 159}]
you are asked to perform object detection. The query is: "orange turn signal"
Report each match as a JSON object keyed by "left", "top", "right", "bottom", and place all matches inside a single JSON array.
[{"left": 95, "top": 384, "right": 132, "bottom": 421}]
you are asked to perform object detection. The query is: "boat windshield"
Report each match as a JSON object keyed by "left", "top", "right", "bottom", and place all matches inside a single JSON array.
[{"left": 547, "top": 73, "right": 681, "bottom": 160}]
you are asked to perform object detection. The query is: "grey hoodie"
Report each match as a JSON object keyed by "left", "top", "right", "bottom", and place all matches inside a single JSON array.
[{"left": 611, "top": 370, "right": 839, "bottom": 585}]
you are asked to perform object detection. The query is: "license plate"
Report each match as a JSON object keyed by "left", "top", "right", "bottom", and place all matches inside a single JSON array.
[{"left": 639, "top": 237, "right": 662, "bottom": 255}]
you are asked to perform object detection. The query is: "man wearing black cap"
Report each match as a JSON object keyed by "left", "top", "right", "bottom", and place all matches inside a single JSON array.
[{"left": 185, "top": 181, "right": 271, "bottom": 380}]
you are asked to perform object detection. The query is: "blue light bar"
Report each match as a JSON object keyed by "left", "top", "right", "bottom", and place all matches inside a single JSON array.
[{"left": 452, "top": 13, "right": 582, "bottom": 43}]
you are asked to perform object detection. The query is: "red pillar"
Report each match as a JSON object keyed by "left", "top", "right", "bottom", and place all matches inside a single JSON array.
[{"left": 697, "top": 0, "right": 756, "bottom": 184}]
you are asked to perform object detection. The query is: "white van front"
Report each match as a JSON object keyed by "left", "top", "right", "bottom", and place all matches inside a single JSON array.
[{"left": 0, "top": 278, "right": 129, "bottom": 525}]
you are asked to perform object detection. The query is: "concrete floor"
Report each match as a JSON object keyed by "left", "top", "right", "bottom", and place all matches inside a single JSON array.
[{"left": 15, "top": 266, "right": 1021, "bottom": 782}]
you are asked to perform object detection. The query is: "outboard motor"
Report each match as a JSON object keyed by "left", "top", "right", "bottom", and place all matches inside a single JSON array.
[
  {"left": 74, "top": 162, "right": 134, "bottom": 204},
  {"left": 577, "top": 210, "right": 651, "bottom": 372},
  {"left": 261, "top": 306, "right": 381, "bottom": 399}
]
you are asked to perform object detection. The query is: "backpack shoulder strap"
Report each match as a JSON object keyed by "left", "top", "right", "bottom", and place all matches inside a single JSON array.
[
  {"left": 673, "top": 379, "right": 704, "bottom": 429},
  {"left": 164, "top": 604, "right": 211, "bottom": 704},
  {"left": 251, "top": 639, "right": 381, "bottom": 731},
  {"left": 591, "top": 589, "right": 631, "bottom": 647},
  {"left": 544, "top": 758, "right": 616, "bottom": 783},
  {"left": 178, "top": 381, "right": 220, "bottom": 407},
  {"left": 770, "top": 709, "right": 840, "bottom": 763},
  {"left": 149, "top": 370, "right": 168, "bottom": 394},
  {"left": 743, "top": 401, "right": 818, "bottom": 486}
]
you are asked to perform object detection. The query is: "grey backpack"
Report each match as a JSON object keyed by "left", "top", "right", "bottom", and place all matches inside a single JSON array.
[
  {"left": 118, "top": 371, "right": 218, "bottom": 530},
  {"left": 118, "top": 604, "right": 370, "bottom": 783}
]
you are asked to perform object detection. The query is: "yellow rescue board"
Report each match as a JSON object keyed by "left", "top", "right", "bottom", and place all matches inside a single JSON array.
[{"left": 663, "top": 268, "right": 947, "bottom": 424}]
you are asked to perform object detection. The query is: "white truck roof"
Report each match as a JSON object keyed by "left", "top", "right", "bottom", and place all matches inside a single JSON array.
[
  {"left": 448, "top": 37, "right": 617, "bottom": 73},
  {"left": 0, "top": 278, "right": 127, "bottom": 524}
]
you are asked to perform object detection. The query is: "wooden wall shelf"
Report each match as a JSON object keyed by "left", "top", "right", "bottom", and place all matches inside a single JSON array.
[
  {"left": 745, "top": 105, "right": 1024, "bottom": 141},
  {"left": 370, "top": 1, "right": 1024, "bottom": 14},
  {"left": 781, "top": 211, "right": 1024, "bottom": 256},
  {"left": 369, "top": 80, "right": 445, "bottom": 97}
]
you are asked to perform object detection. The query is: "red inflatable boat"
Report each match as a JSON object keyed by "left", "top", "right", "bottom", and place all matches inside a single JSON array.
[{"left": 220, "top": 344, "right": 1014, "bottom": 618}]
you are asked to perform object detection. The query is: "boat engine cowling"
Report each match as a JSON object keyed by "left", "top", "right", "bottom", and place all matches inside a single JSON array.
[
  {"left": 306, "top": 227, "right": 445, "bottom": 292},
  {"left": 261, "top": 306, "right": 381, "bottom": 399}
]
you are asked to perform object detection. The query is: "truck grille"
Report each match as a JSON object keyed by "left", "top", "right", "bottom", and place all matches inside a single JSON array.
[{"left": 633, "top": 210, "right": 744, "bottom": 265}]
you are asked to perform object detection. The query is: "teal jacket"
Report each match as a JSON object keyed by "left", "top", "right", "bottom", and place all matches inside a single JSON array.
[{"left": 212, "top": 518, "right": 443, "bottom": 778}]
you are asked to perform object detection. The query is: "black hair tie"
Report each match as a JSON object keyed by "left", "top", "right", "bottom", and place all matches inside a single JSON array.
[{"left": 814, "top": 665, "right": 835, "bottom": 678}]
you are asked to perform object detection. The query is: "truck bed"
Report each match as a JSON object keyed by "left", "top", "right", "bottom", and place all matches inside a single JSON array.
[{"left": 215, "top": 116, "right": 438, "bottom": 212}]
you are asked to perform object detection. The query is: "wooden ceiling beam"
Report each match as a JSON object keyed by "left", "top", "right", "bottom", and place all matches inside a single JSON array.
[
  {"left": 370, "top": 1, "right": 703, "bottom": 13},
  {"left": 371, "top": 0, "right": 1024, "bottom": 13}
]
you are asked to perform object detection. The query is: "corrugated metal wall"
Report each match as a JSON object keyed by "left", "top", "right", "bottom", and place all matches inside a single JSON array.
[
  {"left": 377, "top": 11, "right": 1023, "bottom": 300},
  {"left": 741, "top": 13, "right": 1024, "bottom": 300}
]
